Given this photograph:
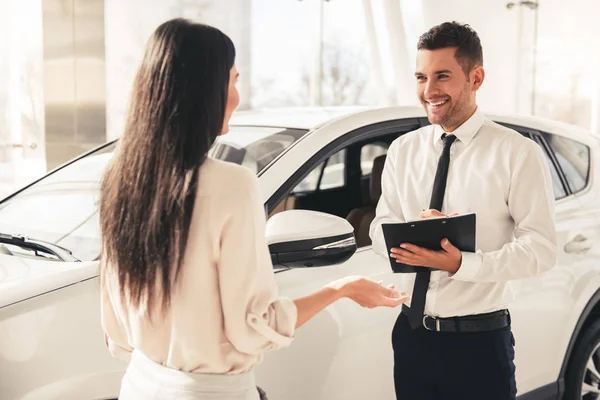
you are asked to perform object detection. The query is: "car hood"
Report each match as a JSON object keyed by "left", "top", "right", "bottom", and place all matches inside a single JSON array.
[{"left": 0, "top": 254, "right": 99, "bottom": 308}]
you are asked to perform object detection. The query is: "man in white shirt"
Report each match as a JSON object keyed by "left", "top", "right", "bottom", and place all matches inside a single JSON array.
[{"left": 369, "top": 21, "right": 557, "bottom": 400}]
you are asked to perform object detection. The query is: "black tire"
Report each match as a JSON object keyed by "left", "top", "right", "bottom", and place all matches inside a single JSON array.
[{"left": 564, "top": 319, "right": 600, "bottom": 399}]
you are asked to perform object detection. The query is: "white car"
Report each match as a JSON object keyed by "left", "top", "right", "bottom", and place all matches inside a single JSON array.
[{"left": 0, "top": 106, "right": 599, "bottom": 400}]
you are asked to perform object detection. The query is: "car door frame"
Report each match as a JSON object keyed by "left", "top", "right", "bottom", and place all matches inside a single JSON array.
[
  {"left": 265, "top": 118, "right": 422, "bottom": 216},
  {"left": 256, "top": 118, "right": 426, "bottom": 400}
]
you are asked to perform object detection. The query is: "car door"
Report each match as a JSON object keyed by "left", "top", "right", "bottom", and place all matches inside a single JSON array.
[
  {"left": 288, "top": 148, "right": 352, "bottom": 218},
  {"left": 254, "top": 117, "right": 420, "bottom": 400},
  {"left": 496, "top": 124, "right": 600, "bottom": 395},
  {"left": 536, "top": 130, "right": 600, "bottom": 395}
]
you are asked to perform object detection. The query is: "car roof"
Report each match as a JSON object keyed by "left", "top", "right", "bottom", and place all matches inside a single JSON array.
[
  {"left": 229, "top": 106, "right": 373, "bottom": 130},
  {"left": 488, "top": 112, "right": 596, "bottom": 142},
  {"left": 230, "top": 106, "right": 598, "bottom": 142}
]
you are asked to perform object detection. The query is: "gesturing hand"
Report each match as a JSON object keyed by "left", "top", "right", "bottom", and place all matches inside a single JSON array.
[{"left": 329, "top": 276, "right": 409, "bottom": 308}]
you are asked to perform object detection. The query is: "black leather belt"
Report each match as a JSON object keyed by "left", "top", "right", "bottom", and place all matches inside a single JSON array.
[{"left": 402, "top": 304, "right": 510, "bottom": 333}]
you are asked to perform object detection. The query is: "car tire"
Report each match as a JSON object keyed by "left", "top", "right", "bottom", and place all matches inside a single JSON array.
[{"left": 564, "top": 319, "right": 600, "bottom": 399}]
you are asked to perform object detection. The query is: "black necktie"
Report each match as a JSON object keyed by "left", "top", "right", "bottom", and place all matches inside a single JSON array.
[{"left": 407, "top": 133, "right": 457, "bottom": 329}]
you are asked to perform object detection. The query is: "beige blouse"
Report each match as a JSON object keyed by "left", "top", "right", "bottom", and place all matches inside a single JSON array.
[{"left": 101, "top": 158, "right": 298, "bottom": 374}]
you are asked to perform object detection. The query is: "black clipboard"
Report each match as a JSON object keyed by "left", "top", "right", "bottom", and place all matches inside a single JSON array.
[{"left": 382, "top": 213, "right": 476, "bottom": 273}]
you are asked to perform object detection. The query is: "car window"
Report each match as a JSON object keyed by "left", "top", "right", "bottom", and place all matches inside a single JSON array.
[
  {"left": 320, "top": 149, "right": 345, "bottom": 190},
  {"left": 499, "top": 125, "right": 569, "bottom": 201},
  {"left": 0, "top": 146, "right": 114, "bottom": 261},
  {"left": 538, "top": 144, "right": 568, "bottom": 200},
  {"left": 361, "top": 143, "right": 388, "bottom": 175},
  {"left": 542, "top": 133, "right": 590, "bottom": 194},
  {"left": 292, "top": 161, "right": 325, "bottom": 192},
  {"left": 209, "top": 127, "right": 307, "bottom": 174},
  {"left": 292, "top": 149, "right": 346, "bottom": 193},
  {"left": 0, "top": 126, "right": 307, "bottom": 262},
  {"left": 268, "top": 120, "right": 421, "bottom": 249}
]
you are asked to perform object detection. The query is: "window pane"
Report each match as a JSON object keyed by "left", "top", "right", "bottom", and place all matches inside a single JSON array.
[
  {"left": 0, "top": 144, "right": 115, "bottom": 261},
  {"left": 320, "top": 149, "right": 346, "bottom": 190},
  {"left": 210, "top": 127, "right": 307, "bottom": 174},
  {"left": 291, "top": 148, "right": 346, "bottom": 193},
  {"left": 360, "top": 143, "right": 388, "bottom": 175},
  {"left": 250, "top": 0, "right": 376, "bottom": 108},
  {"left": 292, "top": 162, "right": 324, "bottom": 193},
  {"left": 538, "top": 143, "right": 567, "bottom": 200},
  {"left": 543, "top": 133, "right": 590, "bottom": 193},
  {"left": 0, "top": 0, "right": 46, "bottom": 199}
]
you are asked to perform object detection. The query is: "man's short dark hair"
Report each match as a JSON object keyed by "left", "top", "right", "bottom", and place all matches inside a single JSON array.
[{"left": 417, "top": 21, "right": 483, "bottom": 75}]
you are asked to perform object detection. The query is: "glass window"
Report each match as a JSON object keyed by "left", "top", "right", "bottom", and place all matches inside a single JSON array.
[
  {"left": 543, "top": 133, "right": 590, "bottom": 194},
  {"left": 0, "top": 126, "right": 307, "bottom": 261},
  {"left": 0, "top": 145, "right": 114, "bottom": 261},
  {"left": 209, "top": 127, "right": 307, "bottom": 174},
  {"left": 292, "top": 149, "right": 346, "bottom": 193},
  {"left": 320, "top": 151, "right": 345, "bottom": 190},
  {"left": 538, "top": 145, "right": 568, "bottom": 200},
  {"left": 360, "top": 143, "right": 388, "bottom": 175},
  {"left": 292, "top": 161, "right": 324, "bottom": 193},
  {"left": 0, "top": 0, "right": 46, "bottom": 199},
  {"left": 250, "top": 0, "right": 376, "bottom": 108}
]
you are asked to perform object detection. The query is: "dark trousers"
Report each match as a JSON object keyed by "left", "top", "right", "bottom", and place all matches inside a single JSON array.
[
  {"left": 392, "top": 312, "right": 517, "bottom": 400},
  {"left": 257, "top": 386, "right": 268, "bottom": 400}
]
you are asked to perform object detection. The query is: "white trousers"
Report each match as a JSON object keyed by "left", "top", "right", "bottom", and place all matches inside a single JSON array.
[{"left": 119, "top": 350, "right": 261, "bottom": 400}]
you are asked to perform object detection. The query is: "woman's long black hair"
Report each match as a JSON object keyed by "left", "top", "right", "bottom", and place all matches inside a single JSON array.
[{"left": 100, "top": 18, "right": 236, "bottom": 316}]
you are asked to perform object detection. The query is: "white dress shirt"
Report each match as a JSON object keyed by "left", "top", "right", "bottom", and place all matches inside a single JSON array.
[
  {"left": 101, "top": 158, "right": 297, "bottom": 374},
  {"left": 369, "top": 107, "right": 557, "bottom": 318}
]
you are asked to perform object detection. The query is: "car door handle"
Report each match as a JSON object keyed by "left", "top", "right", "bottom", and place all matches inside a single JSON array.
[{"left": 564, "top": 234, "right": 594, "bottom": 254}]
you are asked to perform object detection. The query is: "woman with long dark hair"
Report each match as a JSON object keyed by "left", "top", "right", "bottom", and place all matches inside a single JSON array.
[{"left": 100, "top": 18, "right": 407, "bottom": 400}]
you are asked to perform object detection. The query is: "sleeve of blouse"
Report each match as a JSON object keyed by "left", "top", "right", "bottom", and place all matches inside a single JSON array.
[
  {"left": 100, "top": 273, "right": 133, "bottom": 362},
  {"left": 217, "top": 168, "right": 298, "bottom": 355}
]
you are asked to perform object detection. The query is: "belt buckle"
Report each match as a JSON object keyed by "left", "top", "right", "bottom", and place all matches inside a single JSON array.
[{"left": 423, "top": 315, "right": 440, "bottom": 331}]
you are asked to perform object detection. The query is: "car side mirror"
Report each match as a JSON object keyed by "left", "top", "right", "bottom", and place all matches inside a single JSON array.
[{"left": 266, "top": 210, "right": 357, "bottom": 268}]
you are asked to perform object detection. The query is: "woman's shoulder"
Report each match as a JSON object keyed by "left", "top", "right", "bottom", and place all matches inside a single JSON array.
[
  {"left": 203, "top": 157, "right": 256, "bottom": 182},
  {"left": 200, "top": 158, "right": 259, "bottom": 194}
]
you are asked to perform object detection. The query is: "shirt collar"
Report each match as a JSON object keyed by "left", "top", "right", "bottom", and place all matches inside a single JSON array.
[{"left": 432, "top": 107, "right": 485, "bottom": 146}]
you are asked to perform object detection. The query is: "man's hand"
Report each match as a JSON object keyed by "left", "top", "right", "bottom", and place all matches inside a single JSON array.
[
  {"left": 419, "top": 209, "right": 458, "bottom": 219},
  {"left": 390, "top": 238, "right": 462, "bottom": 273},
  {"left": 390, "top": 209, "right": 462, "bottom": 273}
]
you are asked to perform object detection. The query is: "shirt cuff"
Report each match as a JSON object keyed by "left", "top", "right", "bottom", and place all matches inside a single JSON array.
[
  {"left": 247, "top": 297, "right": 297, "bottom": 350},
  {"left": 450, "top": 251, "right": 481, "bottom": 282}
]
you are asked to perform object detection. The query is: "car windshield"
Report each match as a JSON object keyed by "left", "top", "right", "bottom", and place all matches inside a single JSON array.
[{"left": 0, "top": 126, "right": 306, "bottom": 261}]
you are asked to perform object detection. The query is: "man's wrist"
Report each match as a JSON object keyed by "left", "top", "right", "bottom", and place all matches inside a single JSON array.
[{"left": 444, "top": 256, "right": 462, "bottom": 274}]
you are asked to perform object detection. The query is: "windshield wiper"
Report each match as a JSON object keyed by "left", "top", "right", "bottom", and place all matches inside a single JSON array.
[{"left": 0, "top": 233, "right": 79, "bottom": 262}]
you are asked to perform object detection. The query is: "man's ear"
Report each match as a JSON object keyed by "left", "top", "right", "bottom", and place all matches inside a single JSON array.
[{"left": 471, "top": 66, "right": 485, "bottom": 91}]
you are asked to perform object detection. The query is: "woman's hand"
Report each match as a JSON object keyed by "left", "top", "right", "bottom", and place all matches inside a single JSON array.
[
  {"left": 327, "top": 276, "right": 408, "bottom": 309},
  {"left": 294, "top": 276, "right": 408, "bottom": 328}
]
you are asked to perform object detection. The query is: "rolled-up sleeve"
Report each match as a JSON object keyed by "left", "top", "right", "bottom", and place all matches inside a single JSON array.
[
  {"left": 370, "top": 141, "right": 406, "bottom": 258},
  {"left": 218, "top": 171, "right": 297, "bottom": 355},
  {"left": 451, "top": 140, "right": 557, "bottom": 282}
]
